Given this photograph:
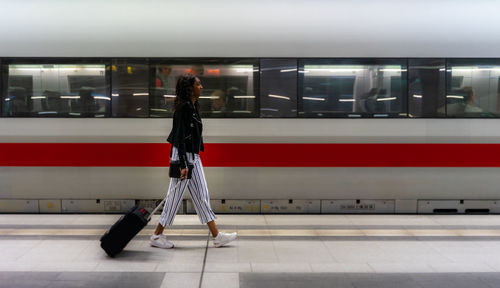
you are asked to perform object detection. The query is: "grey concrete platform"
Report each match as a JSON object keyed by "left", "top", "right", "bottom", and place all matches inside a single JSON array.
[{"left": 1, "top": 214, "right": 500, "bottom": 287}]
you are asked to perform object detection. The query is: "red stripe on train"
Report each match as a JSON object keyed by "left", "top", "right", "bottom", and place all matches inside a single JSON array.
[{"left": 0, "top": 143, "right": 500, "bottom": 167}]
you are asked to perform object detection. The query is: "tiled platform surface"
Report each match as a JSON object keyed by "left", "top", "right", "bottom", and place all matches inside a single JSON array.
[{"left": 1, "top": 214, "right": 500, "bottom": 287}]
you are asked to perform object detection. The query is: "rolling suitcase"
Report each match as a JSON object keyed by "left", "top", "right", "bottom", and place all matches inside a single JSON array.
[{"left": 100, "top": 181, "right": 182, "bottom": 257}]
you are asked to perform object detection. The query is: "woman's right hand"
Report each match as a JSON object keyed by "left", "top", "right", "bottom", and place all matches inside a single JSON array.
[{"left": 180, "top": 168, "right": 189, "bottom": 180}]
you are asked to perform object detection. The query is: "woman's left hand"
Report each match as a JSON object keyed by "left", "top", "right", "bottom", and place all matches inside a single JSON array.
[{"left": 180, "top": 168, "right": 189, "bottom": 180}]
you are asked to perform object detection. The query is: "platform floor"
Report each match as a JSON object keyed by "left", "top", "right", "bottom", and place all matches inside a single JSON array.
[{"left": 1, "top": 214, "right": 500, "bottom": 288}]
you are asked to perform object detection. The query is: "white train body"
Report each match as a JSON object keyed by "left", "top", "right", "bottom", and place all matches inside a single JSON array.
[{"left": 1, "top": 0, "right": 500, "bottom": 213}]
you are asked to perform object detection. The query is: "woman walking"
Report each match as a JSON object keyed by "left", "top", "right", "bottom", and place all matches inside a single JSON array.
[{"left": 151, "top": 73, "right": 237, "bottom": 249}]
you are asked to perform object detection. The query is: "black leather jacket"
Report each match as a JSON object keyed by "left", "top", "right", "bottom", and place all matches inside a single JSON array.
[{"left": 167, "top": 101, "right": 204, "bottom": 168}]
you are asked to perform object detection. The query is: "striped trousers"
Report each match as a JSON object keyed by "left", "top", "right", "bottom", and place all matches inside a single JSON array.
[{"left": 159, "top": 146, "right": 217, "bottom": 227}]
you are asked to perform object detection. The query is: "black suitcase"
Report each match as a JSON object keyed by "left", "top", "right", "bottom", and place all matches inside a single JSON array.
[
  {"left": 100, "top": 181, "right": 182, "bottom": 257},
  {"left": 100, "top": 205, "right": 151, "bottom": 257}
]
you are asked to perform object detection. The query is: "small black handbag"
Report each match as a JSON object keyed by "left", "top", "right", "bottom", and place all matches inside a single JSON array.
[{"left": 169, "top": 161, "right": 194, "bottom": 179}]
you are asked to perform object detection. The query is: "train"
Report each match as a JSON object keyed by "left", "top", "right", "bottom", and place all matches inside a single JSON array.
[{"left": 1, "top": 0, "right": 500, "bottom": 214}]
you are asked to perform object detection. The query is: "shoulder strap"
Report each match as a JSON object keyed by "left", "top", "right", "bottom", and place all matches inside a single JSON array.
[{"left": 189, "top": 105, "right": 196, "bottom": 162}]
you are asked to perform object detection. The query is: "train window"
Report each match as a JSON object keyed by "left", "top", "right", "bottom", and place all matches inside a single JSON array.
[
  {"left": 298, "top": 59, "right": 407, "bottom": 118},
  {"left": 2, "top": 62, "right": 110, "bottom": 117},
  {"left": 260, "top": 59, "right": 297, "bottom": 117},
  {"left": 111, "top": 59, "right": 149, "bottom": 117},
  {"left": 408, "top": 59, "right": 446, "bottom": 118},
  {"left": 446, "top": 59, "right": 500, "bottom": 117},
  {"left": 0, "top": 60, "right": 3, "bottom": 116},
  {"left": 149, "top": 59, "right": 259, "bottom": 118}
]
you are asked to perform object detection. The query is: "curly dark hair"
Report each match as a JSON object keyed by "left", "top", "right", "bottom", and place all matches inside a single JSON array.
[{"left": 174, "top": 73, "right": 199, "bottom": 111}]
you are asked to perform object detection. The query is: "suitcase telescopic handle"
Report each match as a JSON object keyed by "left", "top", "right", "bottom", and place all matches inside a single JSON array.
[{"left": 147, "top": 179, "right": 184, "bottom": 221}]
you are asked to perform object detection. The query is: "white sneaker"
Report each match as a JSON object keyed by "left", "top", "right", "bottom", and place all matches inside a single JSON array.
[
  {"left": 150, "top": 234, "right": 174, "bottom": 249},
  {"left": 213, "top": 232, "right": 237, "bottom": 248}
]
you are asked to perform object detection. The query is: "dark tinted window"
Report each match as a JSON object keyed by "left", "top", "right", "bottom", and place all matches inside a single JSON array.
[
  {"left": 298, "top": 59, "right": 407, "bottom": 117},
  {"left": 446, "top": 59, "right": 500, "bottom": 117},
  {"left": 408, "top": 59, "right": 445, "bottom": 117},
  {"left": 3, "top": 62, "right": 110, "bottom": 117},
  {"left": 149, "top": 64, "right": 176, "bottom": 117},
  {"left": 260, "top": 59, "right": 297, "bottom": 117},
  {"left": 150, "top": 59, "right": 259, "bottom": 117},
  {"left": 0, "top": 60, "right": 3, "bottom": 115},
  {"left": 111, "top": 59, "right": 149, "bottom": 117}
]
